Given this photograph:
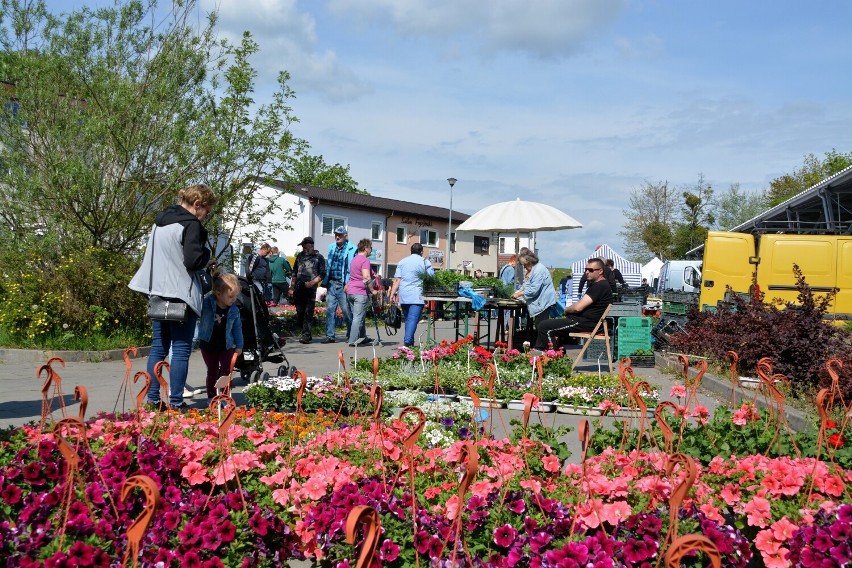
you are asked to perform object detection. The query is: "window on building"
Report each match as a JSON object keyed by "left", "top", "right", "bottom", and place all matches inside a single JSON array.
[
  {"left": 321, "top": 215, "right": 347, "bottom": 235},
  {"left": 420, "top": 229, "right": 438, "bottom": 247},
  {"left": 473, "top": 235, "right": 490, "bottom": 255},
  {"left": 450, "top": 231, "right": 456, "bottom": 253},
  {"left": 395, "top": 226, "right": 407, "bottom": 244},
  {"left": 386, "top": 264, "right": 397, "bottom": 278},
  {"left": 499, "top": 237, "right": 506, "bottom": 254},
  {"left": 371, "top": 221, "right": 383, "bottom": 241}
]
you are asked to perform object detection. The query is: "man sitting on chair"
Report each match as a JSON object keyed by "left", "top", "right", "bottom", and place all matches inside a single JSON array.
[{"left": 534, "top": 257, "right": 612, "bottom": 350}]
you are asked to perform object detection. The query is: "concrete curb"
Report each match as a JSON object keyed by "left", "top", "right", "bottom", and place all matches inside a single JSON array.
[
  {"left": 655, "top": 352, "right": 815, "bottom": 433},
  {"left": 0, "top": 346, "right": 151, "bottom": 364}
]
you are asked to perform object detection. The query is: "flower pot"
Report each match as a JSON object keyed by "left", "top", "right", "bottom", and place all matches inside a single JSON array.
[
  {"left": 614, "top": 407, "right": 655, "bottom": 418},
  {"left": 507, "top": 399, "right": 556, "bottom": 412},
  {"left": 556, "top": 403, "right": 602, "bottom": 416},
  {"left": 461, "top": 394, "right": 505, "bottom": 408},
  {"left": 630, "top": 356, "right": 655, "bottom": 368}
]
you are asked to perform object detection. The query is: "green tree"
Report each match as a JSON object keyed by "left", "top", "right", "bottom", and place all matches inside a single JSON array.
[
  {"left": 767, "top": 149, "right": 852, "bottom": 206},
  {"left": 0, "top": 0, "right": 304, "bottom": 343},
  {"left": 669, "top": 174, "right": 715, "bottom": 258},
  {"left": 618, "top": 180, "right": 678, "bottom": 261},
  {"left": 714, "top": 182, "right": 766, "bottom": 229},
  {"left": 287, "top": 152, "right": 365, "bottom": 194}
]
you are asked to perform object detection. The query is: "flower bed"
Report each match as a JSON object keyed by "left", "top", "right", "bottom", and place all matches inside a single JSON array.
[{"left": 2, "top": 403, "right": 850, "bottom": 566}]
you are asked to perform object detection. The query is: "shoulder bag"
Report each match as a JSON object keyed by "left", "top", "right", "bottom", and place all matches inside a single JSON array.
[{"left": 145, "top": 226, "right": 188, "bottom": 322}]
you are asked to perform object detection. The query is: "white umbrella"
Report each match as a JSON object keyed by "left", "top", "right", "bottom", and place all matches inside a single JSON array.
[{"left": 455, "top": 198, "right": 582, "bottom": 233}]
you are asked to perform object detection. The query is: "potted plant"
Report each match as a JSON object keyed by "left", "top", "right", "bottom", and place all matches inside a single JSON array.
[
  {"left": 555, "top": 373, "right": 621, "bottom": 415},
  {"left": 627, "top": 348, "right": 656, "bottom": 368}
]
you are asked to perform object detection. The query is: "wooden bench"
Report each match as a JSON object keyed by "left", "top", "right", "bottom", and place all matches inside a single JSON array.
[{"left": 569, "top": 304, "right": 613, "bottom": 373}]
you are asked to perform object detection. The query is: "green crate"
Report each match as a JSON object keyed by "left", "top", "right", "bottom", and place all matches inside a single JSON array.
[
  {"left": 616, "top": 317, "right": 651, "bottom": 359},
  {"left": 662, "top": 301, "right": 688, "bottom": 315}
]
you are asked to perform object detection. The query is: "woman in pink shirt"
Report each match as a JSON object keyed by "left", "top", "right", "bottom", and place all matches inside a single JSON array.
[{"left": 346, "top": 238, "right": 376, "bottom": 346}]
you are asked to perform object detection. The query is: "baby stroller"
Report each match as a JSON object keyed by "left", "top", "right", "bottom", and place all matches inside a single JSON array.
[{"left": 234, "top": 275, "right": 293, "bottom": 383}]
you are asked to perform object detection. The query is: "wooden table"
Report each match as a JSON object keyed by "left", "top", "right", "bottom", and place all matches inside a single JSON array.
[{"left": 485, "top": 298, "right": 528, "bottom": 350}]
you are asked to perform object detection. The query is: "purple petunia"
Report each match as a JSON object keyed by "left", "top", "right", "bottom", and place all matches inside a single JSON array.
[{"left": 494, "top": 523, "right": 518, "bottom": 547}]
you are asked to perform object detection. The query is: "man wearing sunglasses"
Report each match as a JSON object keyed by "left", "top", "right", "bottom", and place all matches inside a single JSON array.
[{"left": 534, "top": 257, "right": 612, "bottom": 351}]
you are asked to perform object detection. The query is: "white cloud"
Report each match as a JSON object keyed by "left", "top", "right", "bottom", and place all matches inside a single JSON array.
[
  {"left": 326, "top": 0, "right": 627, "bottom": 58},
  {"left": 200, "top": 0, "right": 370, "bottom": 101}
]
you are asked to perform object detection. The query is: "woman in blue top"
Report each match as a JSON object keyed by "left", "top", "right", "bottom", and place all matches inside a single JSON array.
[
  {"left": 512, "top": 249, "right": 558, "bottom": 347},
  {"left": 389, "top": 243, "right": 434, "bottom": 347}
]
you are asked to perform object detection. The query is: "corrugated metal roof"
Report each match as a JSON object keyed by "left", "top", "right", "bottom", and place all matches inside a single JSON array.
[{"left": 267, "top": 180, "right": 470, "bottom": 222}]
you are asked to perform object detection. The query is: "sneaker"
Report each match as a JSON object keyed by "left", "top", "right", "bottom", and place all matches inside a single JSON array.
[
  {"left": 183, "top": 387, "right": 195, "bottom": 398},
  {"left": 169, "top": 402, "right": 190, "bottom": 412},
  {"left": 356, "top": 337, "right": 373, "bottom": 346},
  {"left": 321, "top": 337, "right": 336, "bottom": 344},
  {"left": 298, "top": 337, "right": 312, "bottom": 344}
]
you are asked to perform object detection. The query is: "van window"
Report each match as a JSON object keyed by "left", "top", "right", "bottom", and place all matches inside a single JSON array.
[{"left": 685, "top": 266, "right": 701, "bottom": 288}]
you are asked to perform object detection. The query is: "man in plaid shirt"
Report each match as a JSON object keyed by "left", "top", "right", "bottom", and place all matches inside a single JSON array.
[{"left": 322, "top": 226, "right": 356, "bottom": 343}]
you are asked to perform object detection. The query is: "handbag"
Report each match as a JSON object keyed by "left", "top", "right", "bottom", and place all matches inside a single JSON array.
[
  {"left": 197, "top": 268, "right": 213, "bottom": 295},
  {"left": 147, "top": 295, "right": 188, "bottom": 322},
  {"left": 144, "top": 226, "right": 188, "bottom": 323},
  {"left": 385, "top": 303, "right": 402, "bottom": 329}
]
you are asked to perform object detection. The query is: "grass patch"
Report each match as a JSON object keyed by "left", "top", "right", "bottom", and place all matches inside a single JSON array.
[{"left": 0, "top": 326, "right": 150, "bottom": 351}]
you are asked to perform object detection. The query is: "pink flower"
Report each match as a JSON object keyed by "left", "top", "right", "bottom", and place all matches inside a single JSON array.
[
  {"left": 520, "top": 478, "right": 542, "bottom": 494},
  {"left": 669, "top": 384, "right": 687, "bottom": 398},
  {"left": 691, "top": 405, "right": 710, "bottom": 425},
  {"left": 181, "top": 461, "right": 208, "bottom": 485},
  {"left": 542, "top": 455, "right": 561, "bottom": 473},
  {"left": 743, "top": 496, "right": 771, "bottom": 527}
]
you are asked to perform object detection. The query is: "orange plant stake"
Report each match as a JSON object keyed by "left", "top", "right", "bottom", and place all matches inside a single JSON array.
[
  {"left": 345, "top": 505, "right": 381, "bottom": 568},
  {"left": 120, "top": 474, "right": 161, "bottom": 568},
  {"left": 725, "top": 351, "right": 739, "bottom": 406},
  {"left": 450, "top": 440, "right": 480, "bottom": 566},
  {"left": 661, "top": 453, "right": 698, "bottom": 554},
  {"left": 665, "top": 534, "right": 721, "bottom": 568},
  {"left": 654, "top": 401, "right": 680, "bottom": 455},
  {"left": 521, "top": 392, "right": 539, "bottom": 436},
  {"left": 152, "top": 361, "right": 171, "bottom": 409},
  {"left": 39, "top": 357, "right": 67, "bottom": 430},
  {"left": 115, "top": 347, "right": 139, "bottom": 414},
  {"left": 369, "top": 384, "right": 383, "bottom": 422},
  {"left": 685, "top": 359, "right": 707, "bottom": 410},
  {"left": 133, "top": 372, "right": 151, "bottom": 415},
  {"left": 74, "top": 385, "right": 89, "bottom": 422}
]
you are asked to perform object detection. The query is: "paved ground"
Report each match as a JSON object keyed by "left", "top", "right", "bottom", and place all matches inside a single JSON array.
[{"left": 0, "top": 318, "right": 726, "bottom": 462}]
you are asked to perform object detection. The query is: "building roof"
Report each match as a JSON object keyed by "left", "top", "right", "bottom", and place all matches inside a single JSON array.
[
  {"left": 268, "top": 180, "right": 470, "bottom": 223},
  {"left": 686, "top": 164, "right": 852, "bottom": 256}
]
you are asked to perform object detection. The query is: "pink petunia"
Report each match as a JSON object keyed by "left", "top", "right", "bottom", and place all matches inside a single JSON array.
[
  {"left": 520, "top": 478, "right": 542, "bottom": 494},
  {"left": 493, "top": 524, "right": 518, "bottom": 547},
  {"left": 542, "top": 455, "right": 561, "bottom": 473},
  {"left": 743, "top": 496, "right": 771, "bottom": 527},
  {"left": 669, "top": 384, "right": 687, "bottom": 399},
  {"left": 181, "top": 461, "right": 208, "bottom": 485}
]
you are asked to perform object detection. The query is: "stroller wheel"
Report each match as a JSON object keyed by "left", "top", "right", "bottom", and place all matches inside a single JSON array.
[
  {"left": 277, "top": 364, "right": 290, "bottom": 377},
  {"left": 261, "top": 371, "right": 270, "bottom": 383},
  {"left": 249, "top": 370, "right": 263, "bottom": 384},
  {"left": 240, "top": 370, "right": 251, "bottom": 383}
]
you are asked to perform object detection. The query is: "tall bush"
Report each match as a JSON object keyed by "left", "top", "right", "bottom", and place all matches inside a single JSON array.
[{"left": 670, "top": 265, "right": 852, "bottom": 401}]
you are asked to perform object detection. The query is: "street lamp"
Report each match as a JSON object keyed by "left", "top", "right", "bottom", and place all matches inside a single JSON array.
[{"left": 446, "top": 177, "right": 457, "bottom": 272}]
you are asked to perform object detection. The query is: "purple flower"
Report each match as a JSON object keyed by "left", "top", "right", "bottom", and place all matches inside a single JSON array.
[
  {"left": 66, "top": 542, "right": 94, "bottom": 566},
  {"left": 428, "top": 535, "right": 444, "bottom": 558},
  {"left": 414, "top": 530, "right": 431, "bottom": 554},
  {"left": 378, "top": 538, "right": 400, "bottom": 562},
  {"left": 250, "top": 511, "right": 270, "bottom": 536},
  {"left": 507, "top": 498, "right": 526, "bottom": 514},
  {"left": 1, "top": 483, "right": 22, "bottom": 504},
  {"left": 494, "top": 524, "right": 519, "bottom": 547},
  {"left": 182, "top": 551, "right": 203, "bottom": 568}
]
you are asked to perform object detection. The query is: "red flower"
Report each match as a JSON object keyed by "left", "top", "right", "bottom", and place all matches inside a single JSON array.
[
  {"left": 825, "top": 419, "right": 839, "bottom": 429},
  {"left": 828, "top": 433, "right": 846, "bottom": 448}
]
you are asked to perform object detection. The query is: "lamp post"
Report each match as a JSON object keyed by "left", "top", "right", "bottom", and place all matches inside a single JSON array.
[{"left": 446, "top": 177, "right": 457, "bottom": 272}]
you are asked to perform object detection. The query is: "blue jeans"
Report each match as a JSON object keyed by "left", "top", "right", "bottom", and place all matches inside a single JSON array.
[
  {"left": 325, "top": 280, "right": 352, "bottom": 339},
  {"left": 347, "top": 293, "right": 370, "bottom": 345},
  {"left": 401, "top": 303, "right": 424, "bottom": 346},
  {"left": 147, "top": 312, "right": 198, "bottom": 407}
]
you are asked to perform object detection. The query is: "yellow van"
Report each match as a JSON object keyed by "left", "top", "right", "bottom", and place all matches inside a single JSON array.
[{"left": 700, "top": 231, "right": 852, "bottom": 321}]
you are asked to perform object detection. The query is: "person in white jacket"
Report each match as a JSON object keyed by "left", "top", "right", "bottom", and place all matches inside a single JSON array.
[{"left": 129, "top": 183, "right": 216, "bottom": 410}]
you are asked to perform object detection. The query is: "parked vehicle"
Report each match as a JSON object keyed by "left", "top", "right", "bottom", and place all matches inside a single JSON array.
[
  {"left": 655, "top": 260, "right": 702, "bottom": 295},
  {"left": 700, "top": 231, "right": 852, "bottom": 320}
]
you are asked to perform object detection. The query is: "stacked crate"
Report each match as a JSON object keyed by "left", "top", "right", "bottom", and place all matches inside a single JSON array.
[
  {"left": 661, "top": 290, "right": 698, "bottom": 315},
  {"left": 616, "top": 317, "right": 653, "bottom": 360}
]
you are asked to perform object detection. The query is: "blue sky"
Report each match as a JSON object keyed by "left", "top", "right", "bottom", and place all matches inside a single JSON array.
[{"left": 51, "top": 0, "right": 852, "bottom": 267}]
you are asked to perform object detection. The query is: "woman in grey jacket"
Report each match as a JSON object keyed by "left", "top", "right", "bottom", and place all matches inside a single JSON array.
[{"left": 129, "top": 183, "right": 217, "bottom": 410}]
